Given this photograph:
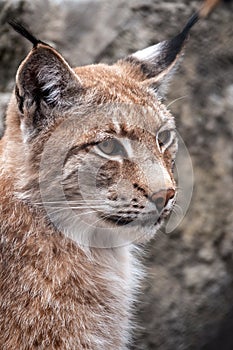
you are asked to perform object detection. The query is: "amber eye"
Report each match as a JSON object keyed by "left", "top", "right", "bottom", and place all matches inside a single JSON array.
[
  {"left": 157, "top": 130, "right": 172, "bottom": 150},
  {"left": 97, "top": 138, "right": 124, "bottom": 156}
]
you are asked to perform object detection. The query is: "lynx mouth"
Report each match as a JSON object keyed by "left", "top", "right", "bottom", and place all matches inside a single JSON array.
[
  {"left": 104, "top": 212, "right": 164, "bottom": 227},
  {"left": 105, "top": 216, "right": 134, "bottom": 226}
]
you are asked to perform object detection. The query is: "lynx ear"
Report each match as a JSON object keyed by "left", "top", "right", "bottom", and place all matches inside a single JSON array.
[
  {"left": 16, "top": 44, "right": 81, "bottom": 110},
  {"left": 9, "top": 21, "right": 82, "bottom": 134},
  {"left": 119, "top": 13, "right": 199, "bottom": 95}
]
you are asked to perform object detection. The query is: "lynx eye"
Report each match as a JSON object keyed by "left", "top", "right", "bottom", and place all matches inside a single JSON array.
[
  {"left": 97, "top": 138, "right": 124, "bottom": 156},
  {"left": 157, "top": 130, "right": 173, "bottom": 151}
]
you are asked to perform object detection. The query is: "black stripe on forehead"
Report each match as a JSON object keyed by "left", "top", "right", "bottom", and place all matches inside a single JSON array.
[
  {"left": 63, "top": 141, "right": 99, "bottom": 166},
  {"left": 106, "top": 119, "right": 157, "bottom": 139}
]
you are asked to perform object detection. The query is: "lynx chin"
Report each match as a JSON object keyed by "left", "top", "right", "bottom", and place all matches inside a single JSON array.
[{"left": 0, "top": 4, "right": 215, "bottom": 349}]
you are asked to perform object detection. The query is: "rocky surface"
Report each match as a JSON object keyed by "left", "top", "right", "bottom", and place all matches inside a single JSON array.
[{"left": 0, "top": 0, "right": 233, "bottom": 349}]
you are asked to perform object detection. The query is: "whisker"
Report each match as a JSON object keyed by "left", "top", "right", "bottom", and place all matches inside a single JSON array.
[
  {"left": 170, "top": 208, "right": 179, "bottom": 218},
  {"left": 166, "top": 95, "right": 188, "bottom": 108},
  {"left": 44, "top": 205, "right": 104, "bottom": 209},
  {"left": 49, "top": 208, "right": 100, "bottom": 217},
  {"left": 69, "top": 206, "right": 104, "bottom": 209},
  {"left": 172, "top": 205, "right": 183, "bottom": 217},
  {"left": 54, "top": 210, "right": 98, "bottom": 234},
  {"left": 34, "top": 200, "right": 105, "bottom": 205},
  {"left": 174, "top": 203, "right": 184, "bottom": 214},
  {"left": 83, "top": 211, "right": 114, "bottom": 232}
]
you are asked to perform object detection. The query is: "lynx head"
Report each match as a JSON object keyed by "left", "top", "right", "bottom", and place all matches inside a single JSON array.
[{"left": 6, "top": 17, "right": 197, "bottom": 248}]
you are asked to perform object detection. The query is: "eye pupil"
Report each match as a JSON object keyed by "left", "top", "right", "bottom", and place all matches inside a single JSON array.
[
  {"left": 102, "top": 141, "right": 109, "bottom": 148},
  {"left": 97, "top": 138, "right": 123, "bottom": 156}
]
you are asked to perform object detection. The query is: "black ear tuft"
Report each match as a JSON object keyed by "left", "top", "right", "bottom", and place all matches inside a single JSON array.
[
  {"left": 179, "top": 12, "right": 199, "bottom": 39},
  {"left": 117, "top": 11, "right": 201, "bottom": 96},
  {"left": 8, "top": 20, "right": 44, "bottom": 47},
  {"left": 157, "top": 12, "right": 199, "bottom": 73},
  {"left": 11, "top": 24, "right": 83, "bottom": 138}
]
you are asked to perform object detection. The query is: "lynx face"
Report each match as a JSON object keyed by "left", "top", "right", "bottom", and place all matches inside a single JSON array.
[
  {"left": 38, "top": 102, "right": 177, "bottom": 247},
  {"left": 7, "top": 21, "right": 191, "bottom": 247}
]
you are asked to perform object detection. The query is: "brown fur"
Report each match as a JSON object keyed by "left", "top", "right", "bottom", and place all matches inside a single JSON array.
[
  {"left": 0, "top": 13, "right": 202, "bottom": 349},
  {"left": 0, "top": 178, "right": 132, "bottom": 348}
]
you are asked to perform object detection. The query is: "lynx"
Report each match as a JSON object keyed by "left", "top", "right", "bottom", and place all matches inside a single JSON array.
[{"left": 0, "top": 1, "right": 220, "bottom": 349}]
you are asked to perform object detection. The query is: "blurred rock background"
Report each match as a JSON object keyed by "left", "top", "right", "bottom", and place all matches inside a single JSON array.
[{"left": 0, "top": 0, "right": 232, "bottom": 349}]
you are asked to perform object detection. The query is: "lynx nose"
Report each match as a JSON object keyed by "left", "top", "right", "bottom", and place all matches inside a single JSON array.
[{"left": 150, "top": 189, "right": 175, "bottom": 213}]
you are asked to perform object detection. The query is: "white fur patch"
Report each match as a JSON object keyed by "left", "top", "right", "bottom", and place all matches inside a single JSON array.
[
  {"left": 38, "top": 67, "right": 62, "bottom": 105},
  {"left": 132, "top": 42, "right": 163, "bottom": 63}
]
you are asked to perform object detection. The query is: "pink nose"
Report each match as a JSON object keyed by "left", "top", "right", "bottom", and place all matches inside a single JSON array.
[{"left": 150, "top": 189, "right": 175, "bottom": 213}]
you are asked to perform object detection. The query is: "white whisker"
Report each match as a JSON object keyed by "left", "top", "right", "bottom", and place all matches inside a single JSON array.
[
  {"left": 173, "top": 203, "right": 183, "bottom": 215},
  {"left": 83, "top": 211, "right": 113, "bottom": 233},
  {"left": 49, "top": 208, "right": 99, "bottom": 217},
  {"left": 45, "top": 205, "right": 104, "bottom": 209},
  {"left": 167, "top": 95, "right": 188, "bottom": 108},
  {"left": 34, "top": 200, "right": 105, "bottom": 205}
]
